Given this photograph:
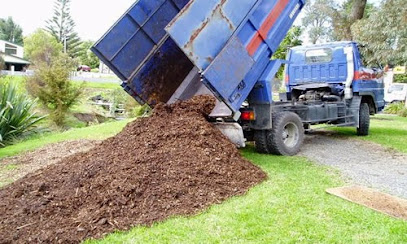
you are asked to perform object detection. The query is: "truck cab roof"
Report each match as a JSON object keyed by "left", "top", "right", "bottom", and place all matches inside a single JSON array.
[{"left": 290, "top": 41, "right": 358, "bottom": 51}]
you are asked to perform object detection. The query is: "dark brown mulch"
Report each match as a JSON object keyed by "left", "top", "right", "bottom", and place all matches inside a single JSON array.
[{"left": 0, "top": 96, "right": 267, "bottom": 243}]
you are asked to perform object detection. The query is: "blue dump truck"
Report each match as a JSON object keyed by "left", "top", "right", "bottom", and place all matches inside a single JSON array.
[{"left": 92, "top": 0, "right": 384, "bottom": 156}]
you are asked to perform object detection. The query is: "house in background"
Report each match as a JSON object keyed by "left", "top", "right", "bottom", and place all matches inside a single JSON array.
[{"left": 0, "top": 40, "right": 30, "bottom": 72}]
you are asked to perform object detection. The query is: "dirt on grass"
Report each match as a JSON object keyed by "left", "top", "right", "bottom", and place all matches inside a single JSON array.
[
  {"left": 0, "top": 140, "right": 98, "bottom": 187},
  {"left": 0, "top": 96, "right": 267, "bottom": 243},
  {"left": 327, "top": 186, "right": 407, "bottom": 220}
]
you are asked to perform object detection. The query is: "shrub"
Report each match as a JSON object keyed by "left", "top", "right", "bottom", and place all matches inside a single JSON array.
[
  {"left": 24, "top": 29, "right": 62, "bottom": 64},
  {"left": 384, "top": 102, "right": 405, "bottom": 114},
  {"left": 399, "top": 107, "right": 407, "bottom": 117},
  {"left": 0, "top": 82, "right": 45, "bottom": 146},
  {"left": 394, "top": 74, "right": 407, "bottom": 83},
  {"left": 27, "top": 54, "right": 84, "bottom": 126},
  {"left": 384, "top": 102, "right": 407, "bottom": 117},
  {"left": 132, "top": 104, "right": 151, "bottom": 117}
]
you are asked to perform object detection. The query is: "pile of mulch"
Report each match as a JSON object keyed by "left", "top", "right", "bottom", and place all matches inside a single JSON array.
[{"left": 0, "top": 96, "right": 267, "bottom": 243}]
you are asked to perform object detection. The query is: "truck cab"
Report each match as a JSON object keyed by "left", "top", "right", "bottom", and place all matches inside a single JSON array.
[{"left": 285, "top": 41, "right": 385, "bottom": 114}]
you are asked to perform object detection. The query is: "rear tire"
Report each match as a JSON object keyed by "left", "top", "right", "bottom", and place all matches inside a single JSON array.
[
  {"left": 254, "top": 130, "right": 270, "bottom": 154},
  {"left": 357, "top": 103, "right": 370, "bottom": 136},
  {"left": 267, "top": 112, "right": 304, "bottom": 156}
]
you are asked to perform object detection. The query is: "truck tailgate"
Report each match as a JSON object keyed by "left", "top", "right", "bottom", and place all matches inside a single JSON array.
[{"left": 91, "top": 0, "right": 192, "bottom": 105}]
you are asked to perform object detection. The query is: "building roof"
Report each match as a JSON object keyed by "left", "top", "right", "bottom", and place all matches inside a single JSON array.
[
  {"left": 1, "top": 53, "right": 30, "bottom": 65},
  {"left": 0, "top": 39, "right": 23, "bottom": 49}
]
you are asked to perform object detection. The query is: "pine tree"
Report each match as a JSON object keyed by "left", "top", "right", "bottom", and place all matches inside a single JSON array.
[
  {"left": 0, "top": 17, "right": 24, "bottom": 45},
  {"left": 46, "top": 0, "right": 82, "bottom": 58}
]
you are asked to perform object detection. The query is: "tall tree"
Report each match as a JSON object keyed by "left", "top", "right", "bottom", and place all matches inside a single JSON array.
[
  {"left": 46, "top": 0, "right": 82, "bottom": 58},
  {"left": 352, "top": 0, "right": 407, "bottom": 66},
  {"left": 0, "top": 17, "right": 24, "bottom": 45},
  {"left": 78, "top": 40, "right": 100, "bottom": 68},
  {"left": 331, "top": 0, "right": 369, "bottom": 41},
  {"left": 302, "top": 0, "right": 335, "bottom": 44},
  {"left": 24, "top": 29, "right": 63, "bottom": 64}
]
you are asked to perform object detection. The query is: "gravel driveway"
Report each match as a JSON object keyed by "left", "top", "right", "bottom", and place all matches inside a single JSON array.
[{"left": 300, "top": 131, "right": 407, "bottom": 199}]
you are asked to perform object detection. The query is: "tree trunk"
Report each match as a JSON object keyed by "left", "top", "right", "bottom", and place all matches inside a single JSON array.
[
  {"left": 333, "top": 0, "right": 368, "bottom": 41},
  {"left": 350, "top": 0, "right": 368, "bottom": 21}
]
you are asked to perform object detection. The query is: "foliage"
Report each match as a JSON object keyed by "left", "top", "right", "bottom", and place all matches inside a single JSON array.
[
  {"left": 86, "top": 87, "right": 141, "bottom": 118},
  {"left": 78, "top": 41, "right": 100, "bottom": 69},
  {"left": 272, "top": 26, "right": 302, "bottom": 90},
  {"left": 0, "top": 17, "right": 23, "bottom": 46},
  {"left": 330, "top": 0, "right": 370, "bottom": 41},
  {"left": 300, "top": 0, "right": 372, "bottom": 43},
  {"left": 132, "top": 104, "right": 151, "bottom": 117},
  {"left": 394, "top": 74, "right": 407, "bottom": 83},
  {"left": 27, "top": 54, "right": 83, "bottom": 126},
  {"left": 46, "top": 0, "right": 82, "bottom": 58},
  {"left": 352, "top": 0, "right": 407, "bottom": 66},
  {"left": 273, "top": 26, "right": 303, "bottom": 60},
  {"left": 302, "top": 0, "right": 335, "bottom": 44},
  {"left": 0, "top": 82, "right": 44, "bottom": 147},
  {"left": 399, "top": 108, "right": 407, "bottom": 117},
  {"left": 384, "top": 102, "right": 405, "bottom": 115},
  {"left": 24, "top": 29, "right": 63, "bottom": 64},
  {"left": 384, "top": 102, "right": 407, "bottom": 117}
]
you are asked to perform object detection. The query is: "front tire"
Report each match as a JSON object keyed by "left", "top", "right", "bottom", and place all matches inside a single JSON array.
[
  {"left": 357, "top": 103, "right": 370, "bottom": 136},
  {"left": 267, "top": 112, "right": 304, "bottom": 156}
]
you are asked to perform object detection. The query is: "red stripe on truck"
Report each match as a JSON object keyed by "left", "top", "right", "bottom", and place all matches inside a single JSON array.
[
  {"left": 247, "top": 0, "right": 290, "bottom": 56},
  {"left": 354, "top": 71, "right": 384, "bottom": 80}
]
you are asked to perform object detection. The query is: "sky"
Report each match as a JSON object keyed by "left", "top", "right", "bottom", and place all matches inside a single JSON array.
[
  {"left": 0, "top": 0, "right": 383, "bottom": 41},
  {"left": 0, "top": 0, "right": 135, "bottom": 41}
]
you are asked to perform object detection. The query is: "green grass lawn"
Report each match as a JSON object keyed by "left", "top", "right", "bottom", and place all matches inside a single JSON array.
[
  {"left": 332, "top": 114, "right": 407, "bottom": 153},
  {"left": 74, "top": 81, "right": 120, "bottom": 90},
  {"left": 86, "top": 148, "right": 407, "bottom": 243}
]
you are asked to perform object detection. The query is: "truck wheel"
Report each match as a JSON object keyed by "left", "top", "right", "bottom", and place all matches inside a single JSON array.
[
  {"left": 254, "top": 130, "right": 270, "bottom": 154},
  {"left": 267, "top": 112, "right": 304, "bottom": 156},
  {"left": 357, "top": 103, "right": 370, "bottom": 136}
]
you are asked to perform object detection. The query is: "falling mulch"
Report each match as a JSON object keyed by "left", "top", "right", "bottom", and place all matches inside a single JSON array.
[
  {"left": 0, "top": 96, "right": 267, "bottom": 243},
  {"left": 327, "top": 186, "right": 407, "bottom": 220},
  {"left": 0, "top": 140, "right": 98, "bottom": 187}
]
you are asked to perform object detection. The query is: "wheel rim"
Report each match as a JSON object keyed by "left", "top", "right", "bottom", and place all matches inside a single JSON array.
[{"left": 282, "top": 122, "right": 299, "bottom": 148}]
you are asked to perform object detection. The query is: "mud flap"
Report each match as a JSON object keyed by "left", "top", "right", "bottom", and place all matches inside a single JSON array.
[{"left": 349, "top": 96, "right": 362, "bottom": 127}]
